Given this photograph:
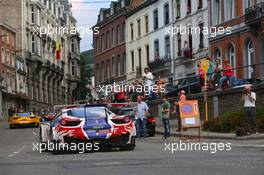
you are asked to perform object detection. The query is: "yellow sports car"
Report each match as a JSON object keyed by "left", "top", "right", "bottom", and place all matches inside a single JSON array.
[{"left": 9, "top": 112, "right": 40, "bottom": 129}]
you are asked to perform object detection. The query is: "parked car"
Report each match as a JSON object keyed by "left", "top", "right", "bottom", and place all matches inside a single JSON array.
[
  {"left": 39, "top": 104, "right": 136, "bottom": 154},
  {"left": 9, "top": 112, "right": 39, "bottom": 129}
]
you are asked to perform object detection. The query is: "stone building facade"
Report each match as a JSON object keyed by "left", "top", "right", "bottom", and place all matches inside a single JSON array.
[{"left": 0, "top": 0, "right": 81, "bottom": 115}]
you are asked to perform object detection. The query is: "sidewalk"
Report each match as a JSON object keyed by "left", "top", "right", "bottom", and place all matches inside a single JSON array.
[{"left": 156, "top": 126, "right": 264, "bottom": 140}]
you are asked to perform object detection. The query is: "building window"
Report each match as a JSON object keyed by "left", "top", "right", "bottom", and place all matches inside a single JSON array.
[
  {"left": 225, "top": 0, "right": 234, "bottom": 21},
  {"left": 164, "top": 3, "right": 170, "bottom": 25},
  {"left": 117, "top": 55, "right": 120, "bottom": 76},
  {"left": 101, "top": 61, "right": 104, "bottom": 81},
  {"left": 227, "top": 45, "right": 236, "bottom": 72},
  {"left": 137, "top": 19, "right": 141, "bottom": 37},
  {"left": 177, "top": 33, "right": 181, "bottom": 56},
  {"left": 31, "top": 35, "right": 35, "bottom": 53},
  {"left": 112, "top": 57, "right": 115, "bottom": 76},
  {"left": 96, "top": 64, "right": 99, "bottom": 83},
  {"left": 214, "top": 0, "right": 221, "bottom": 25},
  {"left": 246, "top": 40, "right": 254, "bottom": 78},
  {"left": 31, "top": 6, "right": 35, "bottom": 23},
  {"left": 199, "top": 23, "right": 204, "bottom": 49},
  {"left": 122, "top": 22, "right": 125, "bottom": 42},
  {"left": 138, "top": 48, "right": 142, "bottom": 70},
  {"left": 1, "top": 48, "right": 5, "bottom": 63},
  {"left": 123, "top": 52, "right": 126, "bottom": 75},
  {"left": 176, "top": 0, "right": 181, "bottom": 18},
  {"left": 111, "top": 28, "right": 115, "bottom": 47},
  {"left": 116, "top": 25, "right": 120, "bottom": 44},
  {"left": 213, "top": 47, "right": 222, "bottom": 63},
  {"left": 154, "top": 40, "right": 159, "bottom": 59},
  {"left": 131, "top": 51, "right": 134, "bottom": 72},
  {"left": 6, "top": 50, "right": 10, "bottom": 65},
  {"left": 12, "top": 34, "right": 15, "bottom": 48},
  {"left": 101, "top": 33, "right": 104, "bottom": 51},
  {"left": 48, "top": 0, "right": 52, "bottom": 10},
  {"left": 153, "top": 9, "right": 159, "bottom": 30},
  {"left": 6, "top": 33, "right": 9, "bottom": 45},
  {"left": 198, "top": 0, "right": 203, "bottom": 9},
  {"left": 243, "top": 0, "right": 253, "bottom": 14},
  {"left": 187, "top": 0, "right": 192, "bottom": 14},
  {"left": 71, "top": 61, "right": 75, "bottom": 76},
  {"left": 11, "top": 53, "right": 15, "bottom": 67},
  {"left": 146, "top": 45, "right": 150, "bottom": 65},
  {"left": 165, "top": 36, "right": 170, "bottom": 58},
  {"left": 145, "top": 15, "right": 149, "bottom": 34},
  {"left": 107, "top": 59, "right": 110, "bottom": 78},
  {"left": 95, "top": 37, "right": 99, "bottom": 53},
  {"left": 106, "top": 31, "right": 110, "bottom": 49},
  {"left": 71, "top": 39, "right": 75, "bottom": 53},
  {"left": 130, "top": 23, "right": 134, "bottom": 41},
  {"left": 1, "top": 31, "right": 5, "bottom": 42}
]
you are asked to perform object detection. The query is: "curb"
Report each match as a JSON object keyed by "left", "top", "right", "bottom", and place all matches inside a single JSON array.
[{"left": 156, "top": 131, "right": 264, "bottom": 141}]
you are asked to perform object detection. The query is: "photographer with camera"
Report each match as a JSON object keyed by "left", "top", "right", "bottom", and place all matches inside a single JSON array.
[{"left": 241, "top": 85, "right": 259, "bottom": 135}]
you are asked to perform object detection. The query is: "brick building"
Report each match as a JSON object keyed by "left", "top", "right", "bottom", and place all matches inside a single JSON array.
[
  {"left": 0, "top": 23, "right": 17, "bottom": 118},
  {"left": 209, "top": 0, "right": 264, "bottom": 81},
  {"left": 93, "top": 0, "right": 130, "bottom": 91}
]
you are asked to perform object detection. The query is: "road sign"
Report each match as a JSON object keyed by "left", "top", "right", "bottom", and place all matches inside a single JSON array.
[
  {"left": 178, "top": 100, "right": 201, "bottom": 141},
  {"left": 179, "top": 100, "right": 201, "bottom": 128}
]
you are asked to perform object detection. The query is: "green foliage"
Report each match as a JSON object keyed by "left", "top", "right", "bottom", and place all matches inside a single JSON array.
[{"left": 203, "top": 108, "right": 264, "bottom": 133}]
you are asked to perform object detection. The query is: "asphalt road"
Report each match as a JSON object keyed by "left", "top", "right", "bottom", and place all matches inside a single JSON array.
[{"left": 0, "top": 121, "right": 263, "bottom": 175}]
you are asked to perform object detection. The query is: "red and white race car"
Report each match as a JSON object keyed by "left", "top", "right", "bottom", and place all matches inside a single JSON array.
[{"left": 39, "top": 104, "right": 136, "bottom": 153}]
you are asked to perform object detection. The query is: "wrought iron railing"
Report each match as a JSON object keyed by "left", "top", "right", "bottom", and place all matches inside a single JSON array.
[{"left": 245, "top": 2, "right": 264, "bottom": 24}]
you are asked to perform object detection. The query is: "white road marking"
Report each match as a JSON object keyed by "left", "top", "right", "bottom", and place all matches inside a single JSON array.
[
  {"left": 234, "top": 144, "right": 264, "bottom": 148},
  {"left": 32, "top": 131, "right": 38, "bottom": 137},
  {"left": 7, "top": 145, "right": 26, "bottom": 158},
  {"left": 94, "top": 162, "right": 121, "bottom": 165}
]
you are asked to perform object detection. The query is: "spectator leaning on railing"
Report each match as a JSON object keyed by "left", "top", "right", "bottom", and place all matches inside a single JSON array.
[
  {"left": 197, "top": 61, "right": 205, "bottom": 87},
  {"left": 217, "top": 60, "right": 235, "bottom": 91},
  {"left": 212, "top": 58, "right": 222, "bottom": 88}
]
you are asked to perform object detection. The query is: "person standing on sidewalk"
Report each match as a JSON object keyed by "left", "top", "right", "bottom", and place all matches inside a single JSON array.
[
  {"left": 241, "top": 85, "right": 259, "bottom": 135},
  {"left": 161, "top": 95, "right": 171, "bottom": 139},
  {"left": 172, "top": 90, "right": 186, "bottom": 131},
  {"left": 135, "top": 95, "right": 149, "bottom": 138}
]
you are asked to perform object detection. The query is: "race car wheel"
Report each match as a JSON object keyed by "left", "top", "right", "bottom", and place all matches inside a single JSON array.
[
  {"left": 9, "top": 124, "right": 14, "bottom": 129},
  {"left": 119, "top": 137, "right": 136, "bottom": 151}
]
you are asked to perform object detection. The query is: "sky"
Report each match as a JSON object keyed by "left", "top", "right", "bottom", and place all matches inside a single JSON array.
[{"left": 69, "top": 0, "right": 113, "bottom": 52}]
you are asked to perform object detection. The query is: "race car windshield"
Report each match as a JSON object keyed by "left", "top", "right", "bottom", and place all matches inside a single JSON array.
[
  {"left": 17, "top": 113, "right": 31, "bottom": 117},
  {"left": 67, "top": 107, "right": 106, "bottom": 119}
]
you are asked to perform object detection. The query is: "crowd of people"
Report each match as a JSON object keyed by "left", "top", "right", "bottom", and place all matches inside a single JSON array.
[{"left": 197, "top": 59, "right": 236, "bottom": 91}]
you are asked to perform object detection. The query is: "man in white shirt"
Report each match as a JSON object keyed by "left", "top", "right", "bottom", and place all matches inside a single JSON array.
[
  {"left": 241, "top": 85, "right": 259, "bottom": 134},
  {"left": 135, "top": 95, "right": 149, "bottom": 138}
]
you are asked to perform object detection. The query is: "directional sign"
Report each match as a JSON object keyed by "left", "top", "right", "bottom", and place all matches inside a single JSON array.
[{"left": 179, "top": 100, "right": 201, "bottom": 128}]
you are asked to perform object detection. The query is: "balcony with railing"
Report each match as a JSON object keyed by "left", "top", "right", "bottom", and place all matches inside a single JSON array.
[
  {"left": 149, "top": 56, "right": 172, "bottom": 74},
  {"left": 245, "top": 2, "right": 264, "bottom": 25}
]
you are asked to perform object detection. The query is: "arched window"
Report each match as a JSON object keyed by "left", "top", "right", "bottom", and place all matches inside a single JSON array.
[
  {"left": 227, "top": 45, "right": 235, "bottom": 68},
  {"left": 246, "top": 40, "right": 254, "bottom": 79},
  {"left": 213, "top": 48, "right": 222, "bottom": 63}
]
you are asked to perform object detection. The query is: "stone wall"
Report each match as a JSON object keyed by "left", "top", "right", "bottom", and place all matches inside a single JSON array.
[{"left": 148, "top": 84, "right": 264, "bottom": 122}]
